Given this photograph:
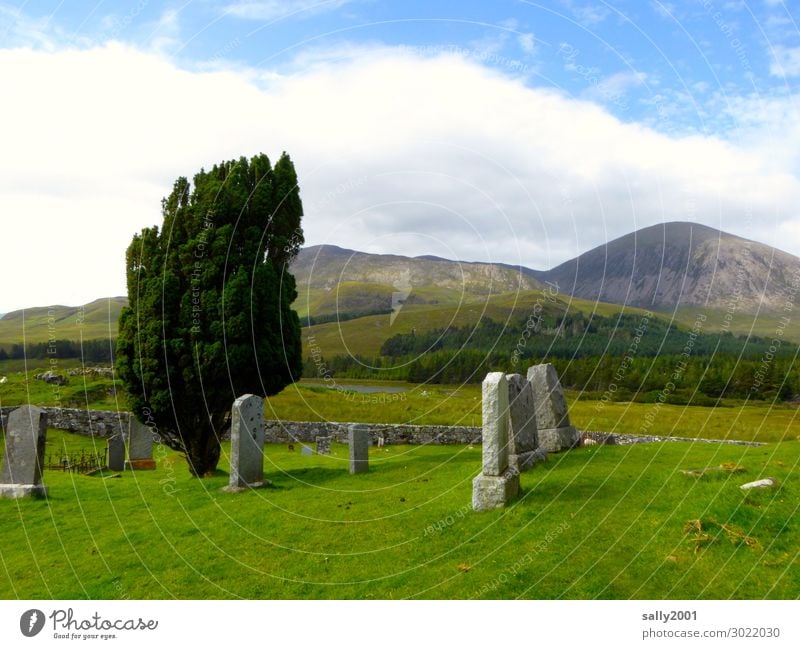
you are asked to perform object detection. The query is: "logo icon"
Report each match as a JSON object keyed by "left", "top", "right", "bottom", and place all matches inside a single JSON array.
[{"left": 20, "top": 609, "right": 45, "bottom": 637}]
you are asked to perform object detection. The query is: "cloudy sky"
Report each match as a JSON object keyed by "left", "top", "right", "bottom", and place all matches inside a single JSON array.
[{"left": 1, "top": 0, "right": 799, "bottom": 312}]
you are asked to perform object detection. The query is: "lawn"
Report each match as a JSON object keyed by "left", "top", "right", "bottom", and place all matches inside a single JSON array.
[{"left": 0, "top": 430, "right": 797, "bottom": 599}]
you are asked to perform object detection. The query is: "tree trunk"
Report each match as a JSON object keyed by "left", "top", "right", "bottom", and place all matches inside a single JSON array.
[{"left": 186, "top": 413, "right": 224, "bottom": 477}]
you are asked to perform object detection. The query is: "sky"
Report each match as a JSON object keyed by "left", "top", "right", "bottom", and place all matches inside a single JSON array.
[{"left": 1, "top": 0, "right": 799, "bottom": 312}]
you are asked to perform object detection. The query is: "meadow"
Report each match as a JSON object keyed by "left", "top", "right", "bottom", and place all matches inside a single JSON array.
[{"left": 0, "top": 430, "right": 797, "bottom": 599}]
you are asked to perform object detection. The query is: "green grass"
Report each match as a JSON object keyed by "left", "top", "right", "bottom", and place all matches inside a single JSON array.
[
  {"left": 265, "top": 382, "right": 799, "bottom": 444},
  {"left": 0, "top": 359, "right": 123, "bottom": 411},
  {"left": 1, "top": 430, "right": 797, "bottom": 599},
  {"left": 3, "top": 365, "right": 797, "bottom": 445}
]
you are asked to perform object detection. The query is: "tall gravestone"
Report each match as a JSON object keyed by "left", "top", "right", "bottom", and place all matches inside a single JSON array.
[
  {"left": 348, "top": 424, "right": 369, "bottom": 474},
  {"left": 527, "top": 363, "right": 579, "bottom": 452},
  {"left": 472, "top": 372, "right": 520, "bottom": 511},
  {"left": 506, "top": 373, "right": 541, "bottom": 472},
  {"left": 224, "top": 394, "right": 266, "bottom": 491},
  {"left": 125, "top": 417, "right": 155, "bottom": 470},
  {"left": 0, "top": 405, "right": 48, "bottom": 499},
  {"left": 107, "top": 433, "right": 125, "bottom": 472}
]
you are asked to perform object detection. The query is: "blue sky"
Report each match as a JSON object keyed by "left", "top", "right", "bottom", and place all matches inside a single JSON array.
[{"left": 2, "top": 1, "right": 800, "bottom": 310}]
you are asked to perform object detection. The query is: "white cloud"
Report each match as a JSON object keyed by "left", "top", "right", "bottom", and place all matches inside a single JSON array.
[
  {"left": 1, "top": 43, "right": 800, "bottom": 311},
  {"left": 224, "top": 0, "right": 353, "bottom": 21},
  {"left": 769, "top": 45, "right": 800, "bottom": 77}
]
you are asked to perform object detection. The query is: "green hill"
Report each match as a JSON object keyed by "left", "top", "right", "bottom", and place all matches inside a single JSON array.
[{"left": 0, "top": 297, "right": 127, "bottom": 348}]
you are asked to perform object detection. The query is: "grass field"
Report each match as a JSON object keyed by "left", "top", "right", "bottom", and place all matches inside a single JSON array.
[
  {"left": 3, "top": 363, "right": 798, "bottom": 445},
  {"left": 0, "top": 430, "right": 797, "bottom": 599}
]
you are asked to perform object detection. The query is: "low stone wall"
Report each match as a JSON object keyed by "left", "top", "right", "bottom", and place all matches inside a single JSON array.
[
  {"left": 264, "top": 420, "right": 482, "bottom": 445},
  {"left": 0, "top": 407, "right": 766, "bottom": 448},
  {"left": 0, "top": 406, "right": 130, "bottom": 438},
  {"left": 581, "top": 430, "right": 764, "bottom": 447}
]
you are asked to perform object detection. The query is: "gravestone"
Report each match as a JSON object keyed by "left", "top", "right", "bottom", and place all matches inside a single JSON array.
[
  {"left": 224, "top": 394, "right": 266, "bottom": 491},
  {"left": 527, "top": 363, "right": 579, "bottom": 452},
  {"left": 348, "top": 424, "right": 369, "bottom": 474},
  {"left": 472, "top": 373, "right": 520, "bottom": 511},
  {"left": 506, "top": 373, "right": 540, "bottom": 473},
  {"left": 107, "top": 434, "right": 125, "bottom": 472},
  {"left": 301, "top": 445, "right": 313, "bottom": 456},
  {"left": 125, "top": 417, "right": 155, "bottom": 470},
  {"left": 0, "top": 405, "right": 48, "bottom": 499},
  {"left": 315, "top": 435, "right": 332, "bottom": 455}
]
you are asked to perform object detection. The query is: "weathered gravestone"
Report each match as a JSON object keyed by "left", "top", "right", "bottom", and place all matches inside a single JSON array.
[
  {"left": 0, "top": 405, "right": 48, "bottom": 499},
  {"left": 472, "top": 373, "right": 520, "bottom": 511},
  {"left": 527, "top": 363, "right": 579, "bottom": 452},
  {"left": 107, "top": 433, "right": 126, "bottom": 472},
  {"left": 301, "top": 445, "right": 313, "bottom": 456},
  {"left": 348, "top": 424, "right": 369, "bottom": 474},
  {"left": 315, "top": 435, "right": 332, "bottom": 455},
  {"left": 224, "top": 394, "right": 266, "bottom": 491},
  {"left": 125, "top": 417, "right": 155, "bottom": 470},
  {"left": 506, "top": 373, "right": 541, "bottom": 473}
]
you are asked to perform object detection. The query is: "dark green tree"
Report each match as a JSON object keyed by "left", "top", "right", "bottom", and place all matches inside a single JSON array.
[{"left": 116, "top": 153, "right": 304, "bottom": 476}]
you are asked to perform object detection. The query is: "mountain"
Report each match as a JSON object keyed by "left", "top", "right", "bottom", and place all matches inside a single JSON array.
[
  {"left": 532, "top": 222, "right": 800, "bottom": 311},
  {"left": 291, "top": 244, "right": 542, "bottom": 319}
]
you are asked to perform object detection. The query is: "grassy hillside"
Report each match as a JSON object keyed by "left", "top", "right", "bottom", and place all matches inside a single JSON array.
[
  {"left": 0, "top": 297, "right": 126, "bottom": 347},
  {"left": 1, "top": 429, "right": 797, "bottom": 599}
]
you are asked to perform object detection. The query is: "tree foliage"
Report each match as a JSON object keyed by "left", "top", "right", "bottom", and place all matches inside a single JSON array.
[{"left": 116, "top": 153, "right": 304, "bottom": 476}]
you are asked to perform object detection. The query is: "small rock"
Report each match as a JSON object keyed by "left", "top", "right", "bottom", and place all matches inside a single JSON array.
[{"left": 740, "top": 478, "right": 776, "bottom": 490}]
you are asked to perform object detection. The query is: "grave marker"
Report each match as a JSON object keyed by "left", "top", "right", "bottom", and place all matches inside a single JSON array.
[
  {"left": 224, "top": 394, "right": 266, "bottom": 491},
  {"left": 0, "top": 405, "right": 49, "bottom": 499},
  {"left": 472, "top": 373, "right": 520, "bottom": 511}
]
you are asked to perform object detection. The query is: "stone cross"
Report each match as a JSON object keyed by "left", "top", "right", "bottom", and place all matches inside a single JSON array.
[
  {"left": 506, "top": 373, "right": 540, "bottom": 472},
  {"left": 527, "top": 363, "right": 579, "bottom": 452},
  {"left": 0, "top": 405, "right": 49, "bottom": 499},
  {"left": 125, "top": 417, "right": 155, "bottom": 470},
  {"left": 472, "top": 372, "right": 520, "bottom": 511},
  {"left": 225, "top": 394, "right": 266, "bottom": 491},
  {"left": 348, "top": 424, "right": 369, "bottom": 474}
]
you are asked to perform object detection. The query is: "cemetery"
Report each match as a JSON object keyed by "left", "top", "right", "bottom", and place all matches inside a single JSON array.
[{"left": 1, "top": 362, "right": 796, "bottom": 599}]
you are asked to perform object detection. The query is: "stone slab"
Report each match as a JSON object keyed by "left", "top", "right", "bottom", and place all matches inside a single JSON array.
[
  {"left": 348, "top": 424, "right": 369, "bottom": 474},
  {"left": 507, "top": 373, "right": 539, "bottom": 461},
  {"left": 107, "top": 434, "right": 125, "bottom": 471},
  {"left": 482, "top": 372, "right": 510, "bottom": 477},
  {"left": 472, "top": 469, "right": 520, "bottom": 512},
  {"left": 0, "top": 405, "right": 48, "bottom": 488},
  {"left": 128, "top": 418, "right": 154, "bottom": 461},
  {"left": 538, "top": 425, "right": 580, "bottom": 452},
  {"left": 527, "top": 363, "right": 571, "bottom": 430},
  {"left": 227, "top": 394, "right": 265, "bottom": 489},
  {"left": 0, "top": 484, "right": 48, "bottom": 499}
]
